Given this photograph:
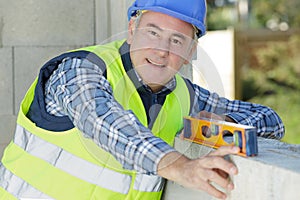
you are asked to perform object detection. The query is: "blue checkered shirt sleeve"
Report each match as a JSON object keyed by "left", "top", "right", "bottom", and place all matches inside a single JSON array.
[
  {"left": 191, "top": 84, "right": 285, "bottom": 139},
  {"left": 45, "top": 57, "right": 175, "bottom": 175}
]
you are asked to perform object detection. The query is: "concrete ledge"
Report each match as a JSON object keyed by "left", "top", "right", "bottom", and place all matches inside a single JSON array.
[{"left": 163, "top": 137, "right": 300, "bottom": 200}]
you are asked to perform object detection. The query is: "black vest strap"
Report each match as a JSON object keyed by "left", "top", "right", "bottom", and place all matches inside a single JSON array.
[{"left": 26, "top": 50, "right": 106, "bottom": 131}]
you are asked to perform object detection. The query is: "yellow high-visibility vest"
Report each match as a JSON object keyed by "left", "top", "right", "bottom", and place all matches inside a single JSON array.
[{"left": 0, "top": 40, "right": 190, "bottom": 200}]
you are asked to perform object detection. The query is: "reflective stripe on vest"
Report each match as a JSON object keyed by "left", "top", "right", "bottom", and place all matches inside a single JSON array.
[
  {"left": 0, "top": 165, "right": 51, "bottom": 199},
  {"left": 13, "top": 124, "right": 131, "bottom": 194},
  {"left": 134, "top": 174, "right": 164, "bottom": 192},
  {"left": 3, "top": 123, "right": 164, "bottom": 196}
]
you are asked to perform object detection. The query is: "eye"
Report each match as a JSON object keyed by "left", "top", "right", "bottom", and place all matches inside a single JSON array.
[
  {"left": 171, "top": 38, "right": 183, "bottom": 46},
  {"left": 148, "top": 30, "right": 159, "bottom": 38}
]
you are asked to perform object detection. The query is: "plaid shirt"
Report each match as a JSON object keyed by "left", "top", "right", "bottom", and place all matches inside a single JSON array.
[{"left": 45, "top": 50, "right": 284, "bottom": 175}]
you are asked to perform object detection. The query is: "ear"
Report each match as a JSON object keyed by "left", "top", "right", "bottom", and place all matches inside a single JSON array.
[
  {"left": 127, "top": 18, "right": 136, "bottom": 44},
  {"left": 184, "top": 42, "right": 197, "bottom": 65}
]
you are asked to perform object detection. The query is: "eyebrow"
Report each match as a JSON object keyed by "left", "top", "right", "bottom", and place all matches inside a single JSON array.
[{"left": 146, "top": 23, "right": 187, "bottom": 41}]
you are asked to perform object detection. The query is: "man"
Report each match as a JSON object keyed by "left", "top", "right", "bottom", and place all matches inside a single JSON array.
[{"left": 0, "top": 0, "right": 284, "bottom": 200}]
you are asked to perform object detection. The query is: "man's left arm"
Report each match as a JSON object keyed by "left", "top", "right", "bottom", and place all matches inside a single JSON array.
[{"left": 191, "top": 84, "right": 285, "bottom": 139}]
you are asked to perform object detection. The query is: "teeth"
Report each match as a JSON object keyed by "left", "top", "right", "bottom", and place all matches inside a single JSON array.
[{"left": 148, "top": 59, "right": 164, "bottom": 67}]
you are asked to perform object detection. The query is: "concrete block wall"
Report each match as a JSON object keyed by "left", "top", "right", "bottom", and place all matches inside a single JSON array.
[
  {"left": 0, "top": 0, "right": 134, "bottom": 156},
  {"left": 0, "top": 1, "right": 94, "bottom": 46}
]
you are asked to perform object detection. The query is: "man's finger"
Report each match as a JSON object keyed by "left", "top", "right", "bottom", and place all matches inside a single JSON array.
[
  {"left": 203, "top": 169, "right": 233, "bottom": 191},
  {"left": 199, "top": 156, "right": 238, "bottom": 176},
  {"left": 209, "top": 145, "right": 240, "bottom": 157},
  {"left": 199, "top": 147, "right": 239, "bottom": 176}
]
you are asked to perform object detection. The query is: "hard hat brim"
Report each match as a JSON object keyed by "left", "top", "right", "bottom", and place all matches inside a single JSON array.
[{"left": 128, "top": 6, "right": 206, "bottom": 37}]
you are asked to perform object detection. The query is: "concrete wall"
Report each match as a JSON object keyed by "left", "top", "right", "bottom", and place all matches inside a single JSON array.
[{"left": 163, "top": 137, "right": 300, "bottom": 200}]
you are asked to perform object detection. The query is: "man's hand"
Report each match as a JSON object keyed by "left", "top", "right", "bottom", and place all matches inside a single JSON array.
[{"left": 158, "top": 146, "right": 239, "bottom": 200}]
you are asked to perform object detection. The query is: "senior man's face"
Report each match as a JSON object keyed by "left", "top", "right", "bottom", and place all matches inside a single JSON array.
[{"left": 127, "top": 11, "right": 196, "bottom": 92}]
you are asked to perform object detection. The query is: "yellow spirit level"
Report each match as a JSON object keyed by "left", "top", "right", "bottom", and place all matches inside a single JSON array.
[{"left": 183, "top": 116, "right": 258, "bottom": 157}]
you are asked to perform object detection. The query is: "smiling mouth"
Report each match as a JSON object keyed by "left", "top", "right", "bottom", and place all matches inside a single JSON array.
[{"left": 146, "top": 58, "right": 165, "bottom": 67}]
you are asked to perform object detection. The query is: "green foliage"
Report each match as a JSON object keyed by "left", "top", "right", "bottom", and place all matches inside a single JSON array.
[
  {"left": 242, "top": 35, "right": 300, "bottom": 144},
  {"left": 206, "top": 0, "right": 300, "bottom": 30},
  {"left": 207, "top": 4, "right": 237, "bottom": 30},
  {"left": 251, "top": 0, "right": 300, "bottom": 28}
]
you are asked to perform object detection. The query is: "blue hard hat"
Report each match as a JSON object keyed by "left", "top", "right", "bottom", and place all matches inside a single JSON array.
[{"left": 127, "top": 0, "right": 207, "bottom": 38}]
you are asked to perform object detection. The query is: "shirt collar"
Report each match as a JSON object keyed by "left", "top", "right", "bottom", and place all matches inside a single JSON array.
[{"left": 133, "top": 69, "right": 176, "bottom": 94}]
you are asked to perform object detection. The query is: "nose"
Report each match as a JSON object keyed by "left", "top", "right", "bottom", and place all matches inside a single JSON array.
[{"left": 155, "top": 39, "right": 170, "bottom": 57}]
